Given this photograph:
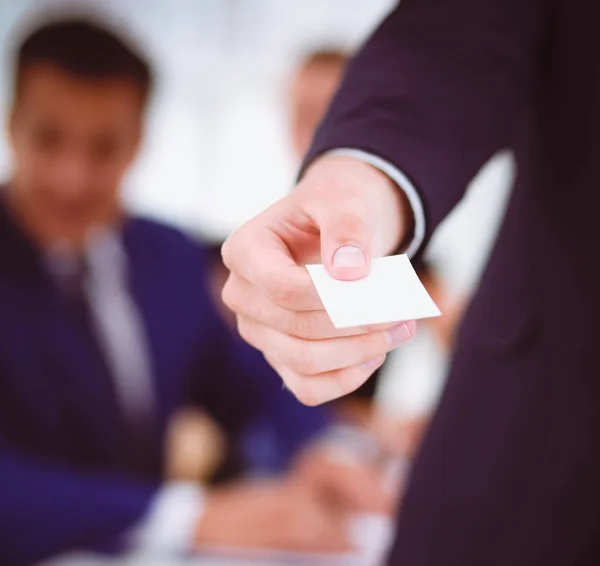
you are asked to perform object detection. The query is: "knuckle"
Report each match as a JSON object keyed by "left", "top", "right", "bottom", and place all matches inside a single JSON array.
[
  {"left": 235, "top": 318, "right": 255, "bottom": 346},
  {"left": 262, "top": 353, "right": 278, "bottom": 374},
  {"left": 219, "top": 236, "right": 235, "bottom": 269},
  {"left": 235, "top": 318, "right": 248, "bottom": 340},
  {"left": 292, "top": 347, "right": 323, "bottom": 376},
  {"left": 290, "top": 312, "right": 325, "bottom": 340},
  {"left": 340, "top": 365, "right": 373, "bottom": 394},
  {"left": 293, "top": 380, "right": 322, "bottom": 407},
  {"left": 271, "top": 278, "right": 300, "bottom": 309},
  {"left": 342, "top": 333, "right": 387, "bottom": 365},
  {"left": 327, "top": 196, "right": 369, "bottom": 234},
  {"left": 365, "top": 331, "right": 390, "bottom": 357},
  {"left": 220, "top": 278, "right": 237, "bottom": 310},
  {"left": 331, "top": 214, "right": 368, "bottom": 240}
]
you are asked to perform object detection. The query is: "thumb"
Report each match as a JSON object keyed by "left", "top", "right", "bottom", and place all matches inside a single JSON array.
[
  {"left": 329, "top": 244, "right": 369, "bottom": 281},
  {"left": 316, "top": 201, "right": 373, "bottom": 281},
  {"left": 318, "top": 203, "right": 373, "bottom": 281}
]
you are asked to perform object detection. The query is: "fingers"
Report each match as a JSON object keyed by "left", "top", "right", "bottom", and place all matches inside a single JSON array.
[
  {"left": 221, "top": 204, "right": 321, "bottom": 312},
  {"left": 238, "top": 317, "right": 415, "bottom": 378},
  {"left": 276, "top": 361, "right": 386, "bottom": 406},
  {"left": 297, "top": 451, "right": 395, "bottom": 515},
  {"left": 223, "top": 273, "right": 397, "bottom": 340},
  {"left": 300, "top": 513, "right": 351, "bottom": 553},
  {"left": 197, "top": 480, "right": 351, "bottom": 553},
  {"left": 326, "top": 461, "right": 395, "bottom": 514},
  {"left": 238, "top": 316, "right": 416, "bottom": 405},
  {"left": 286, "top": 486, "right": 351, "bottom": 552}
]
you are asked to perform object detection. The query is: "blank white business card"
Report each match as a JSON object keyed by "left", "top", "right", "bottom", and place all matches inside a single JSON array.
[{"left": 306, "top": 254, "right": 441, "bottom": 329}]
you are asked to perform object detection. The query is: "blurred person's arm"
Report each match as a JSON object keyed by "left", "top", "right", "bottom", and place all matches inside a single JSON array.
[
  {"left": 194, "top": 478, "right": 349, "bottom": 552},
  {"left": 0, "top": 435, "right": 165, "bottom": 564},
  {"left": 0, "top": 436, "right": 349, "bottom": 561},
  {"left": 290, "top": 422, "right": 401, "bottom": 515}
]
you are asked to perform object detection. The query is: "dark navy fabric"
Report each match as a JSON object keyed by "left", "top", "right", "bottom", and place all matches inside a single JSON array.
[{"left": 0, "top": 199, "right": 329, "bottom": 565}]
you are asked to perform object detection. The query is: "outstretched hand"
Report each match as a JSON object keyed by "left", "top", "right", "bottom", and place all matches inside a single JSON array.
[{"left": 222, "top": 154, "right": 417, "bottom": 405}]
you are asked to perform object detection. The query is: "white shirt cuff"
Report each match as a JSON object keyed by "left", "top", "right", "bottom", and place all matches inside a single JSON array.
[
  {"left": 326, "top": 148, "right": 426, "bottom": 258},
  {"left": 128, "top": 482, "right": 205, "bottom": 553}
]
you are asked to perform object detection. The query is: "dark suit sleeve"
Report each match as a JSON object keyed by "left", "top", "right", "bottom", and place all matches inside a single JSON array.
[
  {"left": 0, "top": 437, "right": 156, "bottom": 565},
  {"left": 305, "top": 0, "right": 544, "bottom": 253}
]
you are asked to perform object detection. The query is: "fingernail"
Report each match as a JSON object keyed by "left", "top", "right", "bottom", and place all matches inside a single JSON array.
[
  {"left": 332, "top": 245, "right": 366, "bottom": 267},
  {"left": 362, "top": 355, "right": 385, "bottom": 372},
  {"left": 385, "top": 322, "right": 414, "bottom": 347}
]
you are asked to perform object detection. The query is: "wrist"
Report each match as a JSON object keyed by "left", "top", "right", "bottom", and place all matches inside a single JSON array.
[{"left": 128, "top": 482, "right": 204, "bottom": 553}]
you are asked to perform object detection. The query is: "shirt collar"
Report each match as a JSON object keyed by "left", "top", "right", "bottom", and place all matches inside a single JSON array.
[{"left": 44, "top": 225, "right": 126, "bottom": 285}]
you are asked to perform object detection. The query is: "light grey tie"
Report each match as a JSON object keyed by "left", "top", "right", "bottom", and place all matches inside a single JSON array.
[{"left": 83, "top": 228, "right": 155, "bottom": 432}]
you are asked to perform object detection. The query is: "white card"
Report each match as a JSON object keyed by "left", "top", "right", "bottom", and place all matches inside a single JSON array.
[{"left": 306, "top": 254, "right": 441, "bottom": 329}]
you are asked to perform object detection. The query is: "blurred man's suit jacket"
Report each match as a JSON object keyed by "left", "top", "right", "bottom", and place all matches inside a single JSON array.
[
  {"left": 0, "top": 198, "right": 328, "bottom": 565},
  {"left": 306, "top": 1, "right": 600, "bottom": 564}
]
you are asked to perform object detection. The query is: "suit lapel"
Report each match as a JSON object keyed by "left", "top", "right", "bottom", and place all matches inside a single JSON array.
[
  {"left": 36, "top": 283, "right": 125, "bottom": 466},
  {"left": 121, "top": 219, "right": 174, "bottom": 471},
  {"left": 0, "top": 198, "right": 123, "bottom": 467}
]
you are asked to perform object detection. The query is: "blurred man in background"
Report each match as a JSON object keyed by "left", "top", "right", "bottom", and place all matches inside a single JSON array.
[
  {"left": 0, "top": 15, "right": 387, "bottom": 564},
  {"left": 289, "top": 49, "right": 347, "bottom": 159}
]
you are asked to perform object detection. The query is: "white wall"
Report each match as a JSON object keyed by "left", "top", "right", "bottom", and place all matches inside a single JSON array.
[{"left": 0, "top": 0, "right": 395, "bottom": 240}]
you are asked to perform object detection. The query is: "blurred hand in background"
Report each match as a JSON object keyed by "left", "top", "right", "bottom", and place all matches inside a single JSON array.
[
  {"left": 291, "top": 446, "right": 397, "bottom": 515},
  {"left": 195, "top": 479, "right": 351, "bottom": 553}
]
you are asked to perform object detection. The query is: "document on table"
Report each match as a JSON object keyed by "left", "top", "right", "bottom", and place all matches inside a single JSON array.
[{"left": 306, "top": 254, "right": 441, "bottom": 329}]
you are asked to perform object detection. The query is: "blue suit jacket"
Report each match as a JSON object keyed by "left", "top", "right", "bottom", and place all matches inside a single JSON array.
[{"left": 0, "top": 199, "right": 328, "bottom": 565}]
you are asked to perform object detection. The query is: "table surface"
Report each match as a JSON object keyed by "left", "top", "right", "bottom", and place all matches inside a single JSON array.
[{"left": 40, "top": 514, "right": 393, "bottom": 566}]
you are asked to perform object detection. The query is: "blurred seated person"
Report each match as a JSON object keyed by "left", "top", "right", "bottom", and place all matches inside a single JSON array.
[
  {"left": 288, "top": 48, "right": 347, "bottom": 160},
  {"left": 0, "top": 16, "right": 395, "bottom": 564}
]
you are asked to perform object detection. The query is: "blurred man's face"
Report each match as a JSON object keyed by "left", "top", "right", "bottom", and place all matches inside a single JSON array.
[
  {"left": 290, "top": 60, "right": 344, "bottom": 158},
  {"left": 8, "top": 64, "right": 144, "bottom": 246}
]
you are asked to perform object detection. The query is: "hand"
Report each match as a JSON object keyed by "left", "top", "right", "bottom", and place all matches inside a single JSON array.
[
  {"left": 292, "top": 446, "right": 397, "bottom": 515},
  {"left": 370, "top": 413, "right": 429, "bottom": 460},
  {"left": 195, "top": 479, "right": 350, "bottom": 553},
  {"left": 222, "top": 155, "right": 417, "bottom": 406}
]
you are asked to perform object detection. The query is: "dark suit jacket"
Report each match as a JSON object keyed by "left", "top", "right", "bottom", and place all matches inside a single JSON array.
[
  {"left": 306, "top": 1, "right": 600, "bottom": 564},
  {"left": 0, "top": 198, "right": 329, "bottom": 565}
]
